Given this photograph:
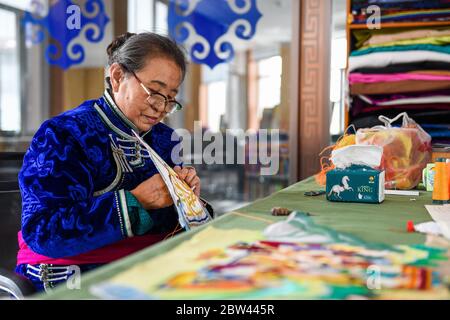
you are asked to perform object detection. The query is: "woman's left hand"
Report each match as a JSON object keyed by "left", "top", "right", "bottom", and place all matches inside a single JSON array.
[{"left": 174, "top": 166, "right": 201, "bottom": 197}]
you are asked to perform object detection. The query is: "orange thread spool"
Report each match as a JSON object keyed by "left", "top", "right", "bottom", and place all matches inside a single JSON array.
[
  {"left": 432, "top": 158, "right": 450, "bottom": 204},
  {"left": 447, "top": 159, "right": 450, "bottom": 200}
]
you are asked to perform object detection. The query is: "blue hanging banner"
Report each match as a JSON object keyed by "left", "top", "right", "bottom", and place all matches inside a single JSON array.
[
  {"left": 22, "top": 0, "right": 110, "bottom": 70},
  {"left": 168, "top": 0, "right": 262, "bottom": 69}
]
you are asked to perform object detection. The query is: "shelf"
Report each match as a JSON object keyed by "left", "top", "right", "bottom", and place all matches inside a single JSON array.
[{"left": 348, "top": 20, "right": 450, "bottom": 30}]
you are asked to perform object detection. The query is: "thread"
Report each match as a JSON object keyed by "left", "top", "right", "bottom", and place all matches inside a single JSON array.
[{"left": 432, "top": 158, "right": 450, "bottom": 204}]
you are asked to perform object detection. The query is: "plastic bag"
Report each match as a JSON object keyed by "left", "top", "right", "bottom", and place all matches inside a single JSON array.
[
  {"left": 315, "top": 126, "right": 356, "bottom": 186},
  {"left": 356, "top": 112, "right": 431, "bottom": 190}
]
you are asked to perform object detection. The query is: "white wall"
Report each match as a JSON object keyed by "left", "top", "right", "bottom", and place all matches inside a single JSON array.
[{"left": 0, "top": 0, "right": 30, "bottom": 10}]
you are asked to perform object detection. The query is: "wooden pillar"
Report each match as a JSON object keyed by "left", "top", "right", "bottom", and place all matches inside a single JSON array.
[
  {"left": 113, "top": 0, "right": 128, "bottom": 37},
  {"left": 289, "top": 0, "right": 300, "bottom": 184},
  {"left": 49, "top": 66, "right": 64, "bottom": 117},
  {"left": 63, "top": 68, "right": 105, "bottom": 111},
  {"left": 279, "top": 43, "right": 290, "bottom": 133},
  {"left": 184, "top": 63, "right": 201, "bottom": 132},
  {"left": 297, "top": 0, "right": 332, "bottom": 180}
]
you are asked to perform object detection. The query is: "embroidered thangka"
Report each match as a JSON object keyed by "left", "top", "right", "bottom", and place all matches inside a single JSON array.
[{"left": 132, "top": 131, "right": 211, "bottom": 230}]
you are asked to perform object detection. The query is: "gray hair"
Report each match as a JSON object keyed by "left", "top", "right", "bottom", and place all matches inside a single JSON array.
[{"left": 106, "top": 32, "right": 187, "bottom": 87}]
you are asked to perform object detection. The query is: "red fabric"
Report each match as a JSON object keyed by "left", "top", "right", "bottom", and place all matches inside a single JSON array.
[{"left": 17, "top": 231, "right": 167, "bottom": 265}]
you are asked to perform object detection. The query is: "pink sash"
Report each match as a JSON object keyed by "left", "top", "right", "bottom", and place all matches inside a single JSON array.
[{"left": 17, "top": 231, "right": 167, "bottom": 266}]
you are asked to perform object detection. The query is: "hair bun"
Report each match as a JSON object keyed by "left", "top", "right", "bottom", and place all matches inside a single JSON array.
[{"left": 107, "top": 32, "right": 136, "bottom": 58}]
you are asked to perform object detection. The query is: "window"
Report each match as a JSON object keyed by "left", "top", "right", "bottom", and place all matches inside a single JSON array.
[
  {"left": 0, "top": 5, "right": 21, "bottom": 134},
  {"left": 202, "top": 63, "right": 229, "bottom": 132},
  {"left": 128, "top": 0, "right": 168, "bottom": 33},
  {"left": 329, "top": 37, "right": 347, "bottom": 136},
  {"left": 154, "top": 0, "right": 168, "bottom": 34},
  {"left": 257, "top": 56, "right": 282, "bottom": 122},
  {"left": 206, "top": 81, "right": 227, "bottom": 132},
  {"left": 0, "top": 1, "right": 49, "bottom": 139},
  {"left": 128, "top": 0, "right": 154, "bottom": 32}
]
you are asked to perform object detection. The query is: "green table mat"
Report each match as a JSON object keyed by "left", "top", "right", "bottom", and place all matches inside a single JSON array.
[{"left": 41, "top": 177, "right": 432, "bottom": 299}]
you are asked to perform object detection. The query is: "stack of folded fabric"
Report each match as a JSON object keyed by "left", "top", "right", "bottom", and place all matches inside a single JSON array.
[
  {"left": 352, "top": 0, "right": 450, "bottom": 24},
  {"left": 348, "top": 24, "right": 450, "bottom": 144}
]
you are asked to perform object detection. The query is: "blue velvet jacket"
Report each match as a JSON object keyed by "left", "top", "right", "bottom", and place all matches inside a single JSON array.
[{"left": 19, "top": 90, "right": 182, "bottom": 259}]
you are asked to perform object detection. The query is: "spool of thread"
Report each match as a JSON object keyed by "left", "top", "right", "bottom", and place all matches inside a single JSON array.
[
  {"left": 422, "top": 163, "right": 435, "bottom": 192},
  {"left": 447, "top": 159, "right": 450, "bottom": 199},
  {"left": 432, "top": 158, "right": 450, "bottom": 204}
]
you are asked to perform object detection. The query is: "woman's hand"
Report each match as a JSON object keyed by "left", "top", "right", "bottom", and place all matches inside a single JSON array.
[
  {"left": 130, "top": 174, "right": 173, "bottom": 210},
  {"left": 174, "top": 166, "right": 201, "bottom": 197}
]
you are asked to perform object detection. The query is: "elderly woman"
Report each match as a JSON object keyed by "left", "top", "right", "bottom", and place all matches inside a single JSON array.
[{"left": 15, "top": 32, "right": 205, "bottom": 292}]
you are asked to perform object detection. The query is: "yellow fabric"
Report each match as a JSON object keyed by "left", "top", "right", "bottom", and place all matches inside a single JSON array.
[
  {"left": 359, "top": 35, "right": 450, "bottom": 51},
  {"left": 364, "top": 28, "right": 450, "bottom": 47},
  {"left": 352, "top": 27, "right": 450, "bottom": 49},
  {"left": 108, "top": 225, "right": 263, "bottom": 295}
]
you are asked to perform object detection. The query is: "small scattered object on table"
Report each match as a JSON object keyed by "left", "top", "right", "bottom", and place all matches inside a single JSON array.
[
  {"left": 385, "top": 190, "right": 419, "bottom": 196},
  {"left": 271, "top": 207, "right": 292, "bottom": 216},
  {"left": 422, "top": 163, "right": 436, "bottom": 192},
  {"left": 304, "top": 190, "right": 326, "bottom": 196},
  {"left": 407, "top": 220, "right": 415, "bottom": 233}
]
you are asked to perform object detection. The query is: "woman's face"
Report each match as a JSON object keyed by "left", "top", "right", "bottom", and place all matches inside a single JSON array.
[{"left": 110, "top": 57, "right": 182, "bottom": 132}]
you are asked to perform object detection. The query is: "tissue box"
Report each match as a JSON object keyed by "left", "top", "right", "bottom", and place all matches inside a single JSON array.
[{"left": 326, "top": 166, "right": 385, "bottom": 203}]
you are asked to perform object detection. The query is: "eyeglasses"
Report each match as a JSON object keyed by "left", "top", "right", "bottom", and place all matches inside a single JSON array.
[{"left": 123, "top": 65, "right": 183, "bottom": 115}]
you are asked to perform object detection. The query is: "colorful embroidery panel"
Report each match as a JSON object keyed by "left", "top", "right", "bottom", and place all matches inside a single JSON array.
[
  {"left": 89, "top": 215, "right": 449, "bottom": 300},
  {"left": 157, "top": 240, "right": 447, "bottom": 299}
]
